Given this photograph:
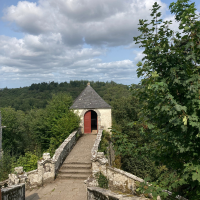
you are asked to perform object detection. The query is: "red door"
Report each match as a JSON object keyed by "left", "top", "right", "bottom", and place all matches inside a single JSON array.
[{"left": 84, "top": 111, "right": 91, "bottom": 133}]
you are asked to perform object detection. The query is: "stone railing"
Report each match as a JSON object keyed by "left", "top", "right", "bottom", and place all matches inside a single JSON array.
[
  {"left": 91, "top": 129, "right": 103, "bottom": 160},
  {"left": 87, "top": 130, "right": 187, "bottom": 200},
  {"left": 88, "top": 152, "right": 144, "bottom": 194},
  {"left": 9, "top": 128, "right": 82, "bottom": 189},
  {"left": 0, "top": 179, "right": 8, "bottom": 188},
  {"left": 52, "top": 128, "right": 82, "bottom": 173},
  {"left": 87, "top": 186, "right": 149, "bottom": 200},
  {"left": 1, "top": 183, "right": 25, "bottom": 200},
  {"left": 89, "top": 128, "right": 143, "bottom": 194}
]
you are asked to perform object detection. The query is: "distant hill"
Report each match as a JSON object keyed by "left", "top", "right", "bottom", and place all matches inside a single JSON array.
[{"left": 0, "top": 80, "right": 137, "bottom": 111}]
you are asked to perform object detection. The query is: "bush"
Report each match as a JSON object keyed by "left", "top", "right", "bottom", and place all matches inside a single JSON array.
[
  {"left": 0, "top": 152, "right": 16, "bottom": 181},
  {"left": 15, "top": 151, "right": 40, "bottom": 172},
  {"left": 98, "top": 130, "right": 111, "bottom": 157},
  {"left": 95, "top": 172, "right": 109, "bottom": 189}
]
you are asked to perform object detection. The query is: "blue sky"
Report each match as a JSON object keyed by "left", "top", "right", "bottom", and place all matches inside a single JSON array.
[{"left": 0, "top": 0, "right": 200, "bottom": 88}]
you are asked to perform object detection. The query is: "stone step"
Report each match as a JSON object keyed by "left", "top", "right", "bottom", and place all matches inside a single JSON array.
[
  {"left": 61, "top": 163, "right": 91, "bottom": 169},
  {"left": 62, "top": 162, "right": 91, "bottom": 166},
  {"left": 57, "top": 174, "right": 89, "bottom": 180},
  {"left": 59, "top": 169, "right": 92, "bottom": 174}
]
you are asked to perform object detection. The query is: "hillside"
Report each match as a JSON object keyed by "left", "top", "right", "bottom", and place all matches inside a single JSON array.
[{"left": 0, "top": 80, "right": 136, "bottom": 111}]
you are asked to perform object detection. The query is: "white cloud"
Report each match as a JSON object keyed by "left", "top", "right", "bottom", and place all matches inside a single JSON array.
[
  {"left": 0, "top": 0, "right": 170, "bottom": 87},
  {"left": 3, "top": 0, "right": 167, "bottom": 46}
]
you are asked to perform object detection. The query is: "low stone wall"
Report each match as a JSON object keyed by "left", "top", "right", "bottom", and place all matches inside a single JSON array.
[
  {"left": 1, "top": 183, "right": 25, "bottom": 200},
  {"left": 0, "top": 179, "right": 8, "bottom": 188},
  {"left": 89, "top": 129, "right": 143, "bottom": 194},
  {"left": 88, "top": 130, "right": 187, "bottom": 200},
  {"left": 90, "top": 152, "right": 144, "bottom": 194},
  {"left": 91, "top": 129, "right": 103, "bottom": 160},
  {"left": 8, "top": 128, "right": 82, "bottom": 189},
  {"left": 52, "top": 128, "right": 81, "bottom": 173},
  {"left": 87, "top": 187, "right": 148, "bottom": 200}
]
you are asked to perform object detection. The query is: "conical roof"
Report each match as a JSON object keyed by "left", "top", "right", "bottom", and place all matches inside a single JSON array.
[{"left": 70, "top": 84, "right": 111, "bottom": 109}]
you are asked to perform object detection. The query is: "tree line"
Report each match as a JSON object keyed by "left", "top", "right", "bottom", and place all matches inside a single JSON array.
[
  {"left": 0, "top": 81, "right": 132, "bottom": 181},
  {"left": 0, "top": 80, "right": 131, "bottom": 111}
]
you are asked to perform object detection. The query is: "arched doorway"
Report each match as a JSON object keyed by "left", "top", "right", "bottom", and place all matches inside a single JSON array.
[{"left": 84, "top": 110, "right": 98, "bottom": 133}]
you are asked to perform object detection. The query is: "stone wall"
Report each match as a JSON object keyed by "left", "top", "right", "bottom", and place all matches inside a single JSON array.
[
  {"left": 88, "top": 130, "right": 187, "bottom": 200},
  {"left": 1, "top": 183, "right": 25, "bottom": 200},
  {"left": 90, "top": 152, "right": 144, "bottom": 194},
  {"left": 89, "top": 129, "right": 144, "bottom": 195},
  {"left": 8, "top": 128, "right": 82, "bottom": 189},
  {"left": 91, "top": 129, "right": 103, "bottom": 160},
  {"left": 0, "top": 180, "right": 8, "bottom": 188},
  {"left": 87, "top": 187, "right": 149, "bottom": 200},
  {"left": 74, "top": 108, "right": 112, "bottom": 133}
]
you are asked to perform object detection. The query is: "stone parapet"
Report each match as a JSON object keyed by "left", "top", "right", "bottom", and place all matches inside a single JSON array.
[
  {"left": 8, "top": 128, "right": 82, "bottom": 189},
  {"left": 87, "top": 187, "right": 148, "bottom": 200},
  {"left": 88, "top": 129, "right": 145, "bottom": 195},
  {"left": 89, "top": 152, "right": 144, "bottom": 194},
  {"left": 52, "top": 128, "right": 82, "bottom": 173},
  {"left": 91, "top": 129, "right": 103, "bottom": 161},
  {"left": 1, "top": 183, "right": 25, "bottom": 200},
  {"left": 88, "top": 131, "right": 187, "bottom": 200}
]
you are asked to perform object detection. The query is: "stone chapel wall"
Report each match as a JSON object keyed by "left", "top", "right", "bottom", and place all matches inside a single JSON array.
[{"left": 73, "top": 108, "right": 112, "bottom": 133}]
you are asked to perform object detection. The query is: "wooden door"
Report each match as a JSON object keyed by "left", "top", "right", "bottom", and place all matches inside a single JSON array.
[
  {"left": 84, "top": 111, "right": 91, "bottom": 133},
  {"left": 97, "top": 116, "right": 98, "bottom": 133}
]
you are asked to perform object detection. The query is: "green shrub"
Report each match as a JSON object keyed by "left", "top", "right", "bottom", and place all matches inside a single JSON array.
[
  {"left": 15, "top": 151, "right": 40, "bottom": 172},
  {"left": 0, "top": 151, "right": 16, "bottom": 181},
  {"left": 95, "top": 172, "right": 109, "bottom": 189},
  {"left": 98, "top": 130, "right": 111, "bottom": 157}
]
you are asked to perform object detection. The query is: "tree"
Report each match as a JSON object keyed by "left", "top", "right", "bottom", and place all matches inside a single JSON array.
[
  {"left": 133, "top": 0, "right": 200, "bottom": 198},
  {"left": 1, "top": 107, "right": 26, "bottom": 156},
  {"left": 44, "top": 92, "right": 80, "bottom": 155}
]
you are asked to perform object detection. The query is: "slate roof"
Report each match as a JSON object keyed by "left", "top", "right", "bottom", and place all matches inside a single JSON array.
[{"left": 70, "top": 84, "right": 111, "bottom": 109}]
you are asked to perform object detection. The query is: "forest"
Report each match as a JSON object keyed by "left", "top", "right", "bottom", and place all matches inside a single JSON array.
[
  {"left": 0, "top": 80, "right": 137, "bottom": 181},
  {"left": 0, "top": 80, "right": 132, "bottom": 111},
  {"left": 1, "top": 0, "right": 200, "bottom": 199}
]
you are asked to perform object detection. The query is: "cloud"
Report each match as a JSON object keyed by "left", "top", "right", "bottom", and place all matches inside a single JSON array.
[
  {"left": 0, "top": 0, "right": 169, "bottom": 87},
  {"left": 0, "top": 34, "right": 138, "bottom": 87},
  {"left": 3, "top": 0, "right": 167, "bottom": 47}
]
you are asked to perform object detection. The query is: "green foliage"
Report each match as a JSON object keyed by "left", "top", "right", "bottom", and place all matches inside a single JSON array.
[
  {"left": 0, "top": 81, "right": 129, "bottom": 112},
  {"left": 0, "top": 152, "right": 16, "bottom": 181},
  {"left": 98, "top": 130, "right": 111, "bottom": 156},
  {"left": 1, "top": 107, "right": 26, "bottom": 156},
  {"left": 0, "top": 92, "right": 81, "bottom": 179},
  {"left": 111, "top": 92, "right": 161, "bottom": 182},
  {"left": 15, "top": 151, "right": 40, "bottom": 172},
  {"left": 95, "top": 172, "right": 109, "bottom": 189},
  {"left": 45, "top": 93, "right": 80, "bottom": 156},
  {"left": 133, "top": 0, "right": 200, "bottom": 198}
]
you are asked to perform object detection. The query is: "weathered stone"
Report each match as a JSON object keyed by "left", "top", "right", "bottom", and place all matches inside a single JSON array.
[
  {"left": 43, "top": 153, "right": 50, "bottom": 160},
  {"left": 1, "top": 183, "right": 25, "bottom": 200},
  {"left": 89, "top": 129, "right": 144, "bottom": 196},
  {"left": 8, "top": 128, "right": 82, "bottom": 189},
  {"left": 8, "top": 174, "right": 19, "bottom": 186},
  {"left": 14, "top": 167, "right": 23, "bottom": 174},
  {"left": 87, "top": 187, "right": 149, "bottom": 200}
]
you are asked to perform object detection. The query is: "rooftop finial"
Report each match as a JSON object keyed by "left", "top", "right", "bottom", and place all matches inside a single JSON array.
[{"left": 87, "top": 82, "right": 90, "bottom": 86}]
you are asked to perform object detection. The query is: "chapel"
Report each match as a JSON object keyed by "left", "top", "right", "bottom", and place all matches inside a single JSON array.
[{"left": 70, "top": 83, "right": 112, "bottom": 134}]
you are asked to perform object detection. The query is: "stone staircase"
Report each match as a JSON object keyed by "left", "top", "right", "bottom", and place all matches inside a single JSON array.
[{"left": 57, "top": 162, "right": 92, "bottom": 180}]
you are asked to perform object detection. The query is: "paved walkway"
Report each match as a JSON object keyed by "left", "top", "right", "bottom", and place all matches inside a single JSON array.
[{"left": 25, "top": 133, "right": 97, "bottom": 200}]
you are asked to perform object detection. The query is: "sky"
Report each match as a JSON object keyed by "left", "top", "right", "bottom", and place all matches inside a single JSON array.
[{"left": 0, "top": 0, "right": 200, "bottom": 88}]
